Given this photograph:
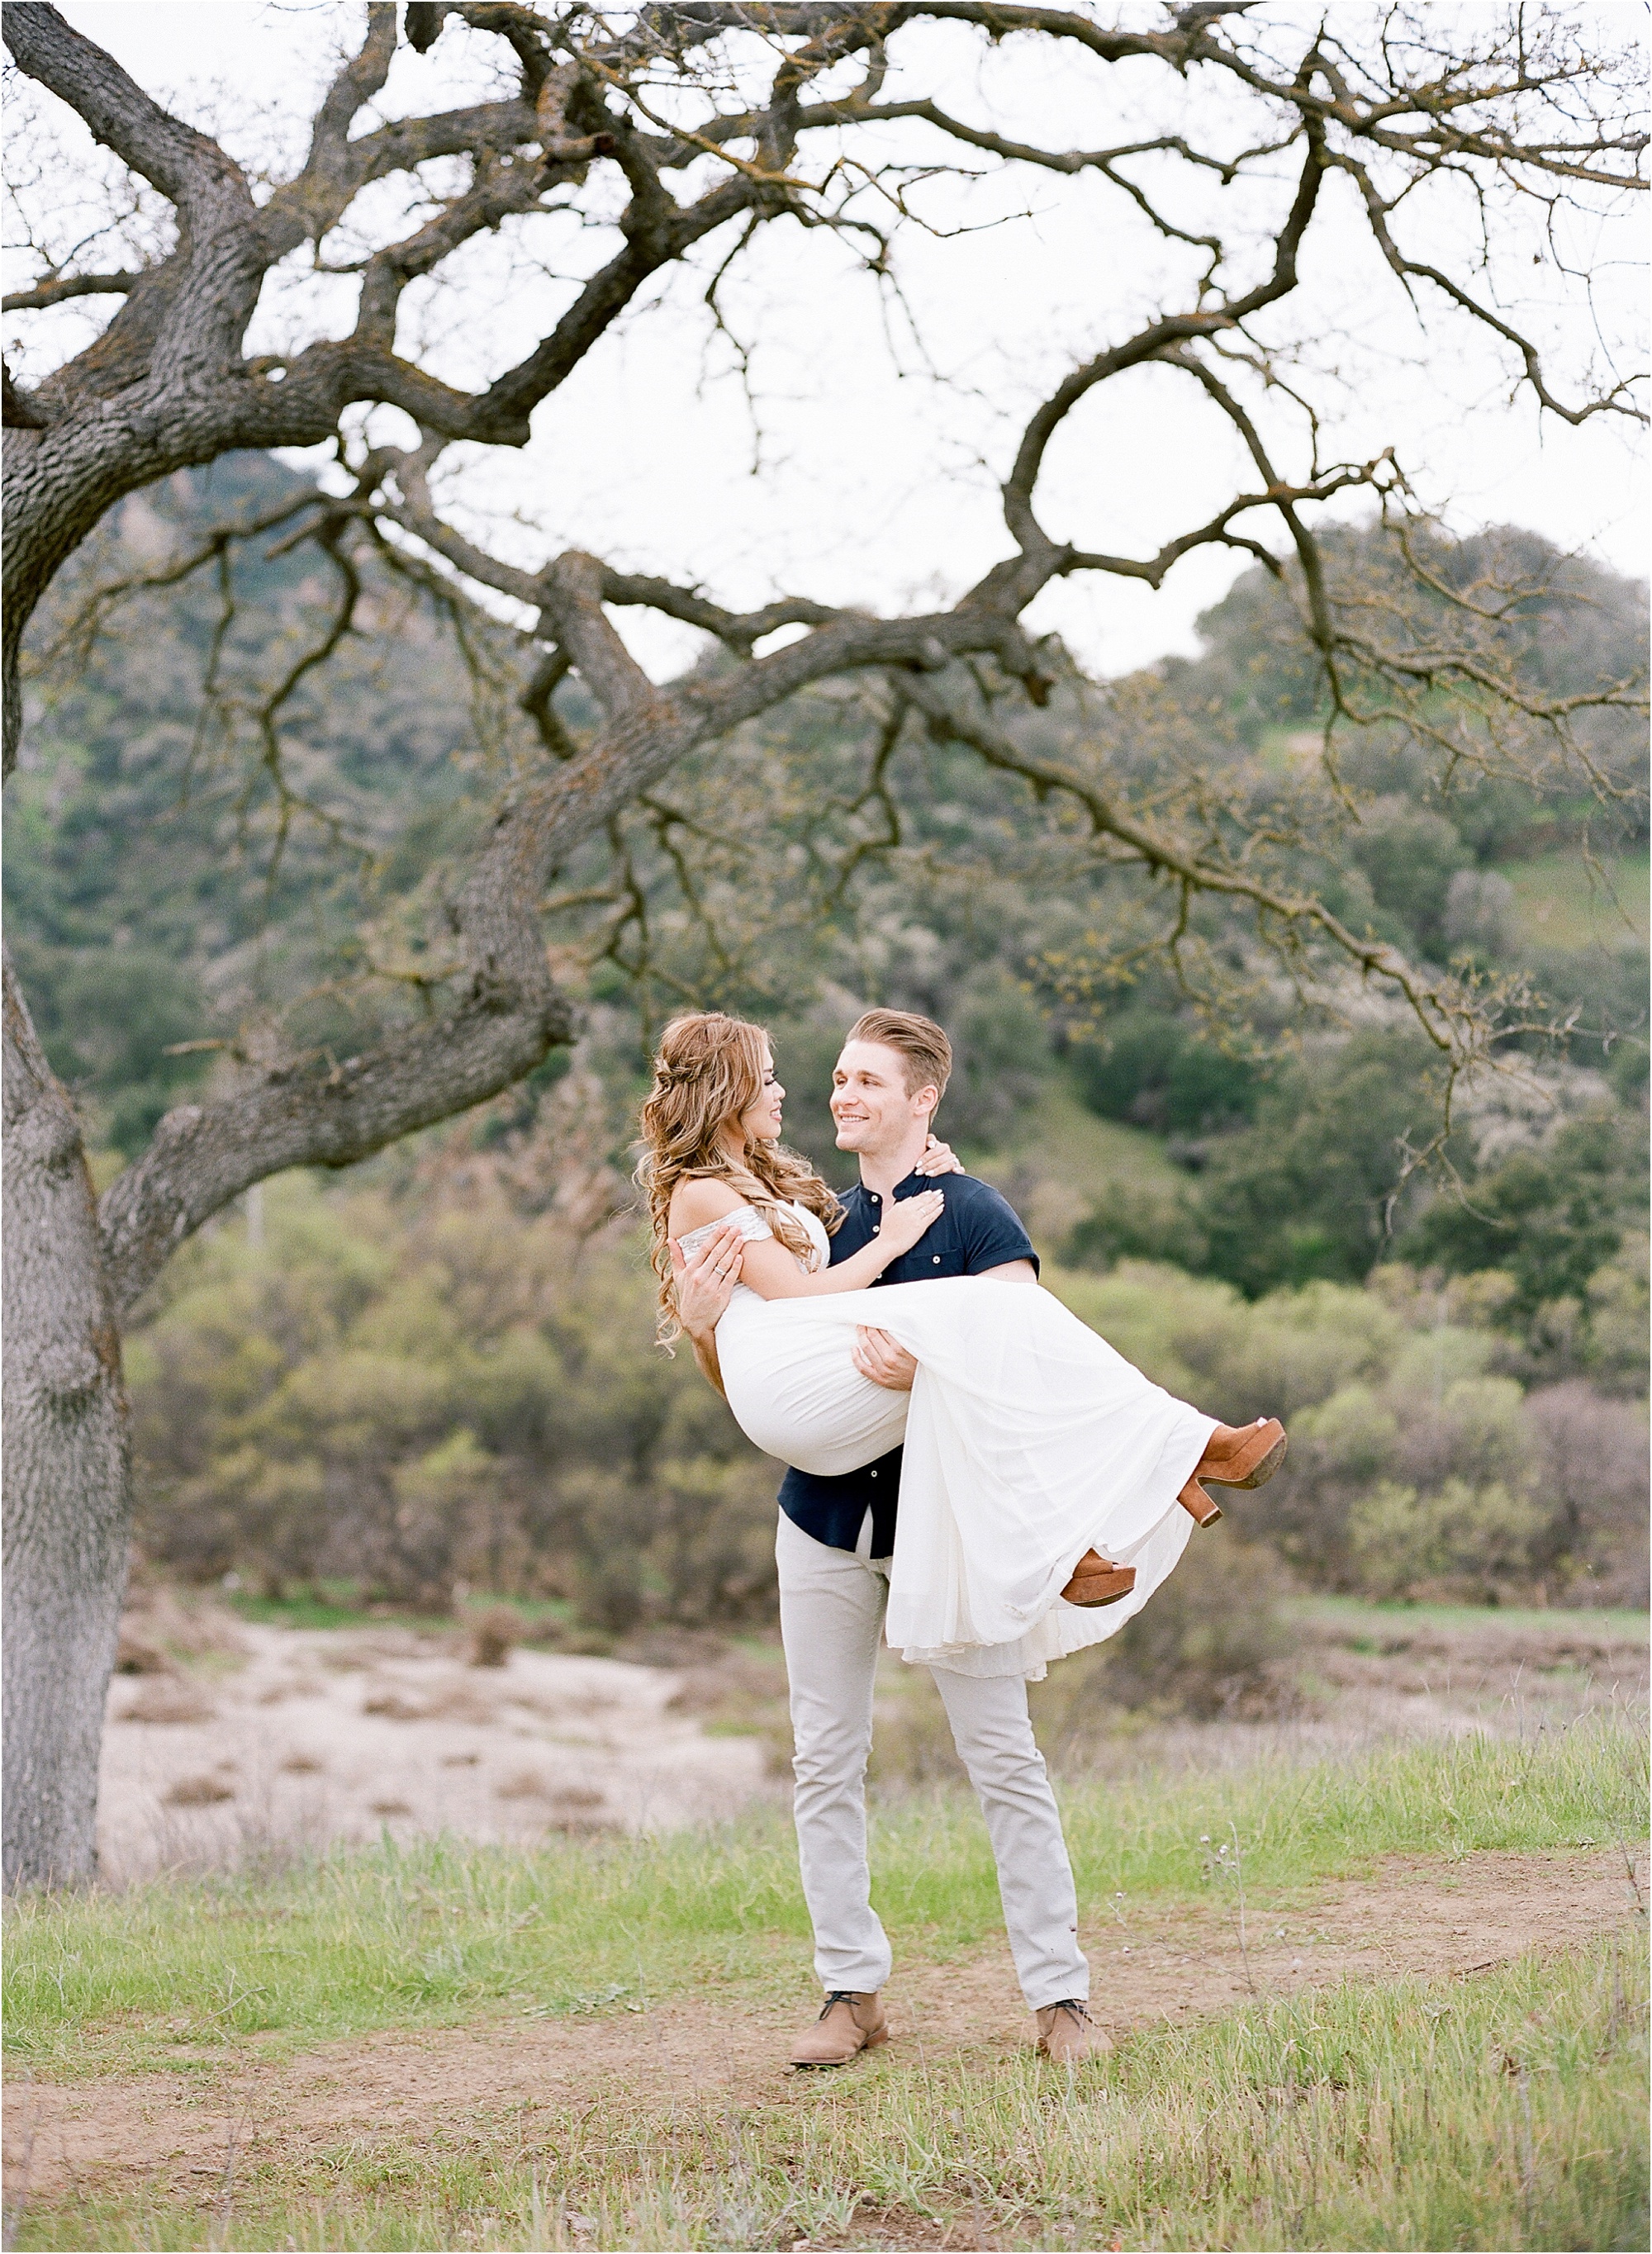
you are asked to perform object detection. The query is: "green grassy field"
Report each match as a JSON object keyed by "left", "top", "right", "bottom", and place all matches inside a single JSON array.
[
  {"left": 970, "top": 1085, "right": 1187, "bottom": 1255},
  {"left": 1290, "top": 1596, "right": 1650, "bottom": 1642},
  {"left": 7, "top": 1720, "right": 1642, "bottom": 2080},
  {"left": 17, "top": 1936, "right": 1643, "bottom": 2252},
  {"left": 6, "top": 1719, "right": 1645, "bottom": 2249},
  {"left": 9, "top": 1713, "right": 1640, "bottom": 2082},
  {"left": 985, "top": 1088, "right": 1187, "bottom": 1195}
]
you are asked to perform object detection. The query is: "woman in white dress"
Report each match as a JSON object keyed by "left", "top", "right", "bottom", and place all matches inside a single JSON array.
[{"left": 643, "top": 1012, "right": 1285, "bottom": 1680}]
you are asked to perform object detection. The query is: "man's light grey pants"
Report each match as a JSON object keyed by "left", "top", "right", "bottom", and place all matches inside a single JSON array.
[{"left": 776, "top": 1508, "right": 1089, "bottom": 2010}]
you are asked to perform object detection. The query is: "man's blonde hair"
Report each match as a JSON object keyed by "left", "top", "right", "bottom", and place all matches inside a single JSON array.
[{"left": 845, "top": 1008, "right": 952, "bottom": 1104}]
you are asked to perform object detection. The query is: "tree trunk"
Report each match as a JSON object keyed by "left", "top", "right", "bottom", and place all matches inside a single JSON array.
[{"left": 2, "top": 948, "right": 133, "bottom": 1889}]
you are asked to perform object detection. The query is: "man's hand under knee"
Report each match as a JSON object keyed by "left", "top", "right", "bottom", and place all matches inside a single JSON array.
[{"left": 852, "top": 1325, "right": 918, "bottom": 1393}]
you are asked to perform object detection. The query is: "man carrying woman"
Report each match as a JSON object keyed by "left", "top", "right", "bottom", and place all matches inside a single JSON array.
[{"left": 651, "top": 1007, "right": 1285, "bottom": 2069}]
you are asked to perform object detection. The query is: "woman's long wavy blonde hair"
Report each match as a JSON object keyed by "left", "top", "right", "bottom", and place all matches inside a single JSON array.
[{"left": 638, "top": 1012, "right": 843, "bottom": 1345}]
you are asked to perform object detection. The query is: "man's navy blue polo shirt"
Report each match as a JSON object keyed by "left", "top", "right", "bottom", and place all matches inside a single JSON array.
[{"left": 776, "top": 1170, "right": 1037, "bottom": 1557}]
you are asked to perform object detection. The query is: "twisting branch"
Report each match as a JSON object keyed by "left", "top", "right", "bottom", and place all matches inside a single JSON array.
[
  {"left": 892, "top": 664, "right": 1477, "bottom": 1057},
  {"left": 2, "top": 268, "right": 139, "bottom": 312},
  {"left": 0, "top": 0, "right": 1639, "bottom": 1307},
  {"left": 1325, "top": 145, "right": 1647, "bottom": 428}
]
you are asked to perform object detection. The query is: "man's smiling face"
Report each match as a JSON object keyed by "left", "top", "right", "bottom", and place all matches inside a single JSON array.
[{"left": 829, "top": 1039, "right": 938, "bottom": 1156}]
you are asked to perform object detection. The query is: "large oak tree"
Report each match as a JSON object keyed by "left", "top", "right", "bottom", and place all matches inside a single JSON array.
[{"left": 2, "top": 0, "right": 1644, "bottom": 1885}]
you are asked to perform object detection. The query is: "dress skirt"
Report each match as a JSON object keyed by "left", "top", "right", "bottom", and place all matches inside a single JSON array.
[{"left": 715, "top": 1278, "right": 1214, "bottom": 1679}]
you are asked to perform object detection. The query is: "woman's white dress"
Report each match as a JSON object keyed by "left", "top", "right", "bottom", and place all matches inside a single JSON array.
[{"left": 680, "top": 1202, "right": 1215, "bottom": 1680}]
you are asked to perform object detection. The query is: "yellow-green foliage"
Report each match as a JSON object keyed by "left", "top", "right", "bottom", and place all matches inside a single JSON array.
[
  {"left": 1347, "top": 1478, "right": 1548, "bottom": 1602},
  {"left": 1051, "top": 1265, "right": 1405, "bottom": 1413},
  {"left": 127, "top": 1174, "right": 772, "bottom": 1625},
  {"left": 1050, "top": 1263, "right": 1646, "bottom": 1602},
  {"left": 126, "top": 1178, "right": 1646, "bottom": 1621}
]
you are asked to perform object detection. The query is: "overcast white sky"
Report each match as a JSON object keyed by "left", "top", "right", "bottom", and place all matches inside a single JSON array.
[{"left": 21, "top": 2, "right": 1652, "bottom": 678}]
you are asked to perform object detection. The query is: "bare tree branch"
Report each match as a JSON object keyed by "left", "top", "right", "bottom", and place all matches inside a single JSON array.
[
  {"left": 2, "top": 268, "right": 140, "bottom": 312},
  {"left": 2, "top": 0, "right": 1642, "bottom": 1284}
]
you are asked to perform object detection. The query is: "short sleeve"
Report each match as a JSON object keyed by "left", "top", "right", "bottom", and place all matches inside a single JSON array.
[
  {"left": 676, "top": 1205, "right": 774, "bottom": 1259},
  {"left": 958, "top": 1182, "right": 1039, "bottom": 1276}
]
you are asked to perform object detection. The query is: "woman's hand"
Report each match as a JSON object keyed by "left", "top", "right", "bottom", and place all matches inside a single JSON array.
[
  {"left": 876, "top": 1187, "right": 945, "bottom": 1257},
  {"left": 669, "top": 1219, "right": 745, "bottom": 1339},
  {"left": 915, "top": 1134, "right": 964, "bottom": 1178}
]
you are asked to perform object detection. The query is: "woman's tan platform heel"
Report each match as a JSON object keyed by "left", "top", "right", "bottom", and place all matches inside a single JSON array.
[
  {"left": 1060, "top": 1553, "right": 1137, "bottom": 1607},
  {"left": 1200, "top": 1417, "right": 1288, "bottom": 1489},
  {"left": 1178, "top": 1418, "right": 1288, "bottom": 1526},
  {"left": 1178, "top": 1476, "right": 1222, "bottom": 1527},
  {"left": 1069, "top": 1421, "right": 1289, "bottom": 1591}
]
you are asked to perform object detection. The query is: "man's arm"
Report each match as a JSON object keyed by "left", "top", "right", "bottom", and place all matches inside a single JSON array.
[
  {"left": 685, "top": 1320, "right": 727, "bottom": 1399},
  {"left": 850, "top": 1255, "right": 1037, "bottom": 1391}
]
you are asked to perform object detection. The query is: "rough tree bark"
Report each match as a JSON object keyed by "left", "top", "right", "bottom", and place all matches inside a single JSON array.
[
  {"left": 2, "top": 1, "right": 1641, "bottom": 1884},
  {"left": 2, "top": 952, "right": 132, "bottom": 1886}
]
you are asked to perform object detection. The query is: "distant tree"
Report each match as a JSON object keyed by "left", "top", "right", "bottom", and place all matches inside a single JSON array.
[
  {"left": 1405, "top": 1108, "right": 1645, "bottom": 1323},
  {"left": 1194, "top": 1027, "right": 1456, "bottom": 1294},
  {"left": 2, "top": 2, "right": 1645, "bottom": 1884},
  {"left": 1068, "top": 1008, "right": 1261, "bottom": 1136}
]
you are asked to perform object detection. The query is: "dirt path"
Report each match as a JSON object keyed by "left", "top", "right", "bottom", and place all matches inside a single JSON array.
[{"left": 6, "top": 1847, "right": 1641, "bottom": 2209}]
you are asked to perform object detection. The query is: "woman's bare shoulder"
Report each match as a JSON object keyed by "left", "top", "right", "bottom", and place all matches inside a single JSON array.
[{"left": 668, "top": 1175, "right": 751, "bottom": 1233}]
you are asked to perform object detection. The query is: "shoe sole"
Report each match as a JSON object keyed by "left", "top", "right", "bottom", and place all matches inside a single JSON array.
[
  {"left": 1064, "top": 1578, "right": 1135, "bottom": 1608},
  {"left": 1203, "top": 1427, "right": 1288, "bottom": 1490},
  {"left": 790, "top": 2025, "right": 889, "bottom": 2070},
  {"left": 1061, "top": 1548, "right": 1137, "bottom": 1606}
]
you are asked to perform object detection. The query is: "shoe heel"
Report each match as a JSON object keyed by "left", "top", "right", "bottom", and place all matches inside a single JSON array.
[
  {"left": 863, "top": 2021, "right": 889, "bottom": 2050},
  {"left": 1179, "top": 1477, "right": 1222, "bottom": 1527}
]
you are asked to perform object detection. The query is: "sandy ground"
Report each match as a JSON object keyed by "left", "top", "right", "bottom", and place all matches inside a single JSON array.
[
  {"left": 4, "top": 1848, "right": 1643, "bottom": 2209},
  {"left": 98, "top": 1623, "right": 772, "bottom": 1884},
  {"left": 96, "top": 1600, "right": 1647, "bottom": 1887}
]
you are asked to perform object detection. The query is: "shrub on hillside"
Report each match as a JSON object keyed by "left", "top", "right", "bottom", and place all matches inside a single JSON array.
[
  {"left": 1067, "top": 1010, "right": 1261, "bottom": 1136},
  {"left": 1193, "top": 1029, "right": 1456, "bottom": 1294},
  {"left": 1050, "top": 1261, "right": 1645, "bottom": 1606},
  {"left": 1346, "top": 1478, "right": 1549, "bottom": 1604},
  {"left": 129, "top": 1172, "right": 776, "bottom": 1627},
  {"left": 126, "top": 1175, "right": 1645, "bottom": 1632},
  {"left": 1521, "top": 1379, "right": 1650, "bottom": 1607},
  {"left": 1402, "top": 1109, "right": 1645, "bottom": 1323}
]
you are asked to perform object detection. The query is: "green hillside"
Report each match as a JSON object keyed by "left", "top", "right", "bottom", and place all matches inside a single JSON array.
[{"left": 1505, "top": 850, "right": 1649, "bottom": 952}]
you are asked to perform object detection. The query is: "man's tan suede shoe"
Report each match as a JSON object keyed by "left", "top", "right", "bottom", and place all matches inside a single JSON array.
[
  {"left": 1034, "top": 1998, "right": 1113, "bottom": 2065},
  {"left": 789, "top": 1990, "right": 889, "bottom": 2068}
]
